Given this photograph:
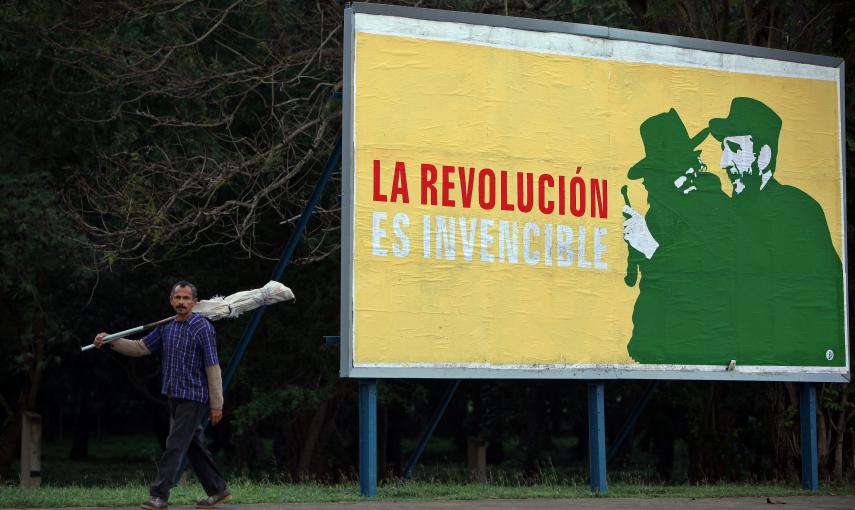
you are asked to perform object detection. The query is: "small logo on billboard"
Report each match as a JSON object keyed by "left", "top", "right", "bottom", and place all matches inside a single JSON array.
[{"left": 826, "top": 350, "right": 834, "bottom": 361}]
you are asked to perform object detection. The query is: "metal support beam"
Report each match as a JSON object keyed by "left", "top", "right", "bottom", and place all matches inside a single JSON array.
[
  {"left": 402, "top": 379, "right": 461, "bottom": 480},
  {"left": 607, "top": 380, "right": 658, "bottom": 463},
  {"left": 359, "top": 379, "right": 378, "bottom": 497},
  {"left": 222, "top": 133, "right": 342, "bottom": 391},
  {"left": 587, "top": 382, "right": 607, "bottom": 493},
  {"left": 174, "top": 134, "right": 342, "bottom": 485},
  {"left": 800, "top": 382, "right": 818, "bottom": 491}
]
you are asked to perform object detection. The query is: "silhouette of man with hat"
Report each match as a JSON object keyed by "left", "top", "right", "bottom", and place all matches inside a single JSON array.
[
  {"left": 623, "top": 108, "right": 736, "bottom": 364},
  {"left": 709, "top": 97, "right": 844, "bottom": 366}
]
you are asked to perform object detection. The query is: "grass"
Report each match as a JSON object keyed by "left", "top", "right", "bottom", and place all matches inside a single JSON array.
[
  {"left": 1, "top": 480, "right": 852, "bottom": 508},
  {"left": 2, "top": 435, "right": 851, "bottom": 508},
  {"left": 26, "top": 435, "right": 163, "bottom": 487}
]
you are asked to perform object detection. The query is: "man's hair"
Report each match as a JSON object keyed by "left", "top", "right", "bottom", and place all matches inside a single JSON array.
[{"left": 171, "top": 280, "right": 198, "bottom": 299}]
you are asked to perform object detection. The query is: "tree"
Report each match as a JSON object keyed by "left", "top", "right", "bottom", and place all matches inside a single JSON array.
[
  {"left": 0, "top": 173, "right": 93, "bottom": 479},
  {"left": 13, "top": 0, "right": 344, "bottom": 268},
  {"left": 0, "top": 3, "right": 98, "bottom": 478}
]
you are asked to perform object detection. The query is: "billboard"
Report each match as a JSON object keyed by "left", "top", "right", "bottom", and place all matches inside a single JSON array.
[{"left": 341, "top": 3, "right": 848, "bottom": 382}]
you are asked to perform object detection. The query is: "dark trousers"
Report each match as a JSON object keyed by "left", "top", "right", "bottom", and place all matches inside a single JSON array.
[{"left": 150, "top": 398, "right": 226, "bottom": 500}]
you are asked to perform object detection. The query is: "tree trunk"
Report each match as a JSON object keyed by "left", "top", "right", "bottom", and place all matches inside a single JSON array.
[
  {"left": 0, "top": 409, "right": 23, "bottom": 480},
  {"left": 69, "top": 414, "right": 90, "bottom": 461},
  {"left": 311, "top": 396, "right": 342, "bottom": 479},
  {"left": 831, "top": 392, "right": 849, "bottom": 481},
  {"left": 677, "top": 0, "right": 702, "bottom": 38},
  {"left": 69, "top": 379, "right": 92, "bottom": 460},
  {"left": 742, "top": 0, "right": 754, "bottom": 45},
  {"left": 767, "top": 383, "right": 799, "bottom": 480},
  {"left": 235, "top": 427, "right": 264, "bottom": 476},
  {"left": 817, "top": 391, "right": 829, "bottom": 469},
  {"left": 833, "top": 427, "right": 844, "bottom": 481},
  {"left": 523, "top": 383, "right": 547, "bottom": 479},
  {"left": 296, "top": 399, "right": 328, "bottom": 479},
  {"left": 384, "top": 404, "right": 402, "bottom": 477},
  {"left": 0, "top": 314, "right": 45, "bottom": 480},
  {"left": 486, "top": 383, "right": 506, "bottom": 464},
  {"left": 851, "top": 429, "right": 855, "bottom": 477},
  {"left": 653, "top": 424, "right": 676, "bottom": 481},
  {"left": 691, "top": 384, "right": 718, "bottom": 482}
]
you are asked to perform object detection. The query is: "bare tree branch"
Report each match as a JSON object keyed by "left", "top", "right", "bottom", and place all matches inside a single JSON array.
[{"left": 32, "top": 0, "right": 345, "bottom": 268}]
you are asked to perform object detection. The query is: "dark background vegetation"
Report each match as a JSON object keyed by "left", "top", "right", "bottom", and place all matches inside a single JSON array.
[{"left": 1, "top": 0, "right": 853, "bottom": 486}]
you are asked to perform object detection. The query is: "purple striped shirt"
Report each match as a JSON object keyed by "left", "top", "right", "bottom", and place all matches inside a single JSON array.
[{"left": 142, "top": 313, "right": 219, "bottom": 405}]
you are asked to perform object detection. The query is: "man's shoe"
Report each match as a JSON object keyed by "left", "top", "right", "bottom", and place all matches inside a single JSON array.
[
  {"left": 140, "top": 497, "right": 168, "bottom": 510},
  {"left": 196, "top": 489, "right": 231, "bottom": 509}
]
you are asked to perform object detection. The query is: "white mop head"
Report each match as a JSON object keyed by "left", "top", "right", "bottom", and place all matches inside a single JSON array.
[{"left": 194, "top": 281, "right": 295, "bottom": 321}]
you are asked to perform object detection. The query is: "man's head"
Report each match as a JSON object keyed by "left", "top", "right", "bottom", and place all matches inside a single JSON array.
[
  {"left": 170, "top": 280, "right": 198, "bottom": 320},
  {"left": 709, "top": 98, "right": 781, "bottom": 195},
  {"left": 628, "top": 108, "right": 709, "bottom": 196}
]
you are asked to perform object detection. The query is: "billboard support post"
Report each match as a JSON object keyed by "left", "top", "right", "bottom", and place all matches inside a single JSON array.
[
  {"left": 800, "top": 382, "right": 819, "bottom": 491},
  {"left": 587, "top": 382, "right": 607, "bottom": 493},
  {"left": 359, "top": 379, "right": 378, "bottom": 497},
  {"left": 402, "top": 379, "right": 462, "bottom": 480}
]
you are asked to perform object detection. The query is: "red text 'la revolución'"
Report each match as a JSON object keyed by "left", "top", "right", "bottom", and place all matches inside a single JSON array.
[{"left": 371, "top": 160, "right": 607, "bottom": 219}]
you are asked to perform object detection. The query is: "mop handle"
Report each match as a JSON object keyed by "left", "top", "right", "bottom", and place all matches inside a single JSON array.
[{"left": 81, "top": 315, "right": 176, "bottom": 352}]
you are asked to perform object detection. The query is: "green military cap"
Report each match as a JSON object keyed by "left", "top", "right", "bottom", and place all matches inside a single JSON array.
[
  {"left": 628, "top": 108, "right": 709, "bottom": 180},
  {"left": 709, "top": 97, "right": 781, "bottom": 145}
]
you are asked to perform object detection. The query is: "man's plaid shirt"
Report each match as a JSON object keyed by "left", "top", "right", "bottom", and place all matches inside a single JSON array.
[{"left": 143, "top": 313, "right": 219, "bottom": 405}]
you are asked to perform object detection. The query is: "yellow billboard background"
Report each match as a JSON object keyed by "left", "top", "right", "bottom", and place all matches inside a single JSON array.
[{"left": 352, "top": 32, "right": 842, "bottom": 366}]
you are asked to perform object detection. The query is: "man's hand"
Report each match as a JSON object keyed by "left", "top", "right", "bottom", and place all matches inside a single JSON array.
[
  {"left": 622, "top": 205, "right": 659, "bottom": 259},
  {"left": 210, "top": 408, "right": 223, "bottom": 425},
  {"left": 93, "top": 332, "right": 108, "bottom": 349}
]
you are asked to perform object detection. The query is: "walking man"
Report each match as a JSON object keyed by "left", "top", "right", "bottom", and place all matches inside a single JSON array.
[{"left": 95, "top": 281, "right": 231, "bottom": 510}]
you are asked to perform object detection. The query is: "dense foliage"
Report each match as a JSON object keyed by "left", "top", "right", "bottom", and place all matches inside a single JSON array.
[{"left": 0, "top": 0, "right": 853, "bottom": 484}]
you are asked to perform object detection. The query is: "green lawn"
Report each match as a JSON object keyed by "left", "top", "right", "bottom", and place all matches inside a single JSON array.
[
  {"left": 1, "top": 434, "right": 850, "bottom": 508},
  {"left": 1, "top": 480, "right": 852, "bottom": 508}
]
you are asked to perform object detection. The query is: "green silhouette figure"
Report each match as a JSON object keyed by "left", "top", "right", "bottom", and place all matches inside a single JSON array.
[
  {"left": 623, "top": 109, "right": 736, "bottom": 364},
  {"left": 709, "top": 97, "right": 844, "bottom": 366}
]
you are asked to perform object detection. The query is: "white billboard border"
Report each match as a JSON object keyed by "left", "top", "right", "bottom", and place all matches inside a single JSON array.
[{"left": 340, "top": 2, "right": 849, "bottom": 383}]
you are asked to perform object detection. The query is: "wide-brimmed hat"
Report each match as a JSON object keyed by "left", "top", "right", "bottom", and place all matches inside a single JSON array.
[
  {"left": 628, "top": 108, "right": 709, "bottom": 180},
  {"left": 708, "top": 97, "right": 781, "bottom": 146}
]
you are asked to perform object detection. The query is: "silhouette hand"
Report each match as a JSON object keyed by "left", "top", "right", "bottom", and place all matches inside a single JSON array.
[{"left": 622, "top": 205, "right": 659, "bottom": 259}]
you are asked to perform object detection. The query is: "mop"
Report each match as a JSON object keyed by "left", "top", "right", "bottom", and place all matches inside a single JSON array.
[{"left": 81, "top": 281, "right": 294, "bottom": 351}]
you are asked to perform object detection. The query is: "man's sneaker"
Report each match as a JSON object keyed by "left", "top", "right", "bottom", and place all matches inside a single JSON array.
[
  {"left": 140, "top": 497, "right": 168, "bottom": 510},
  {"left": 196, "top": 489, "right": 231, "bottom": 509}
]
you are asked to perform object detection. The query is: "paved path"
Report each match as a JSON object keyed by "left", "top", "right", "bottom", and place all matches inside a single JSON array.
[{"left": 31, "top": 497, "right": 855, "bottom": 510}]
